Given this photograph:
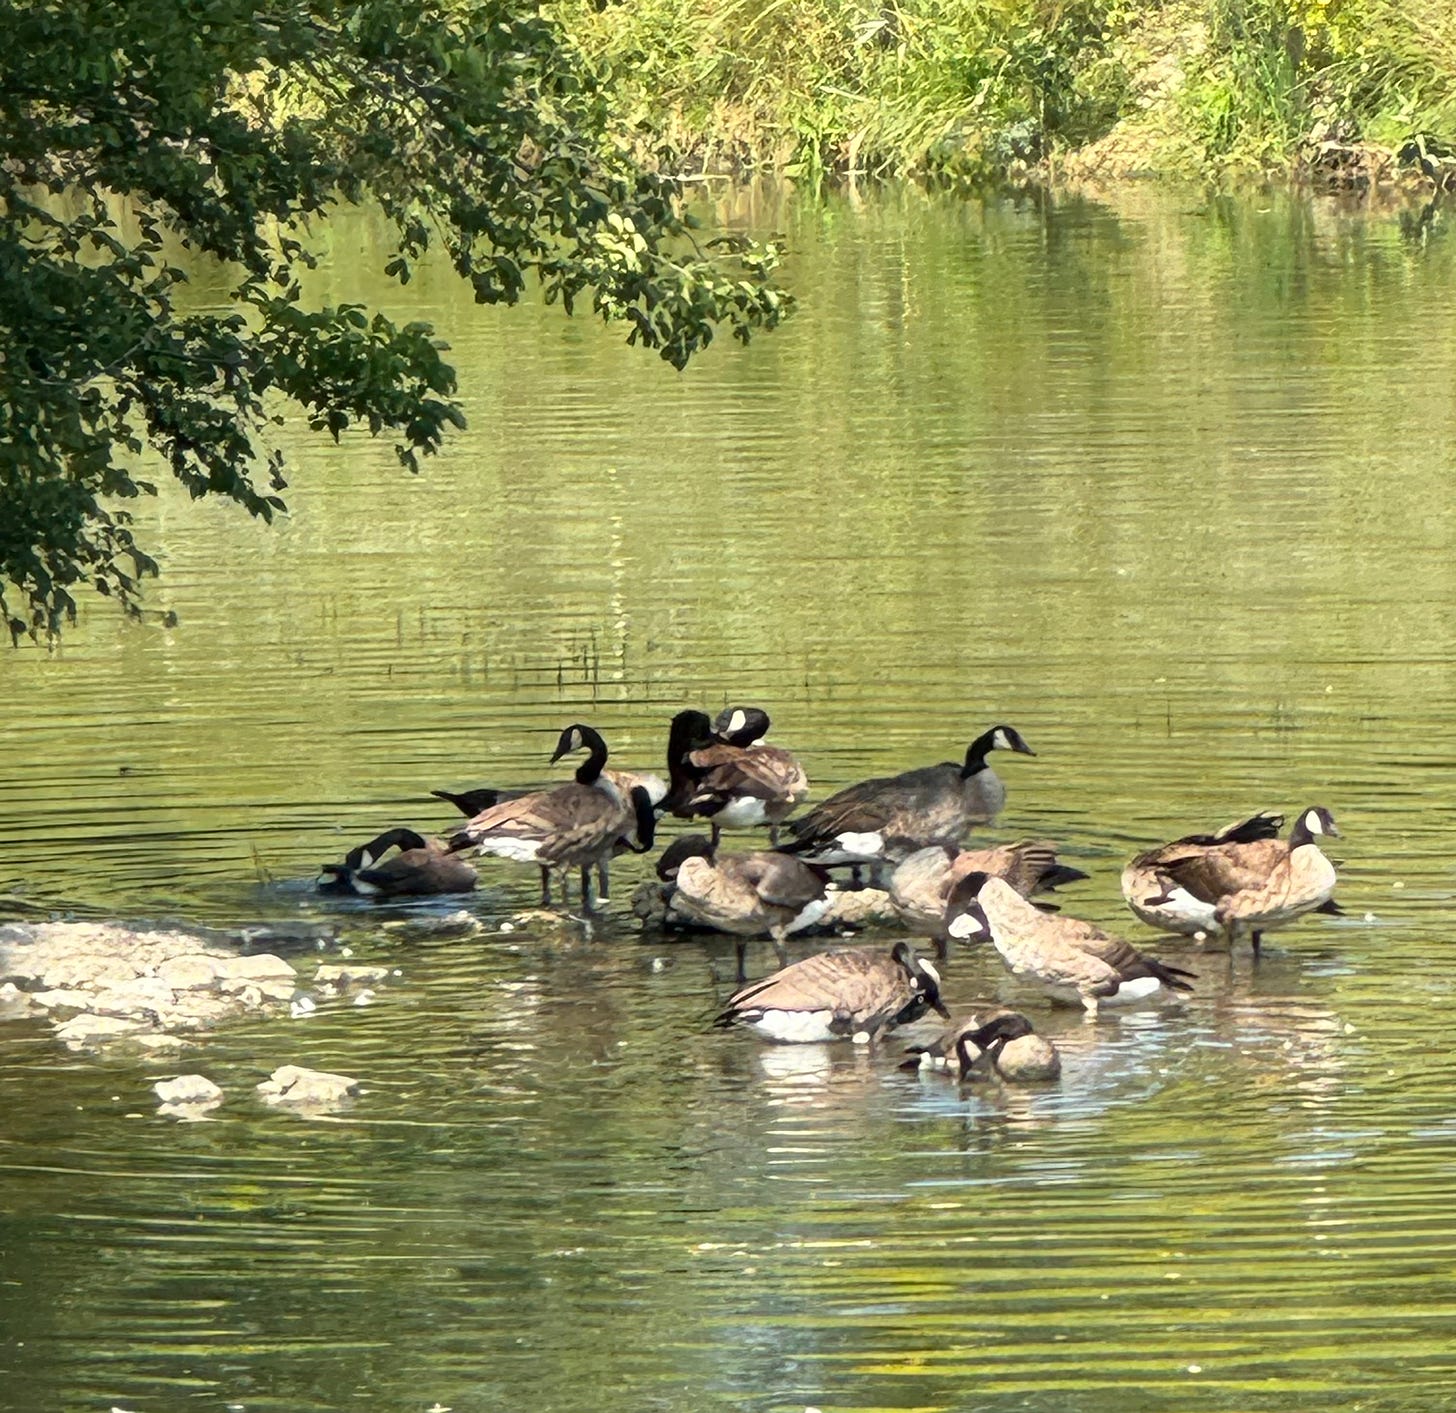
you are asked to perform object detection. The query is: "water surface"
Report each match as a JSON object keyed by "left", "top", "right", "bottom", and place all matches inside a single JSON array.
[{"left": 4, "top": 183, "right": 1456, "bottom": 1412}]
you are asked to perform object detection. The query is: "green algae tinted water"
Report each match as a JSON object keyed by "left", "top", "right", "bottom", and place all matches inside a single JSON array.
[{"left": 4, "top": 184, "right": 1456, "bottom": 1412}]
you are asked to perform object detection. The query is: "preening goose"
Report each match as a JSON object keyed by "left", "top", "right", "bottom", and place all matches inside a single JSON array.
[
  {"left": 665, "top": 708, "right": 810, "bottom": 845},
  {"left": 714, "top": 940, "right": 949, "bottom": 1044},
  {"left": 447, "top": 725, "right": 653, "bottom": 910},
  {"left": 1121, "top": 810, "right": 1286, "bottom": 937},
  {"left": 664, "top": 834, "right": 834, "bottom": 980},
  {"left": 890, "top": 839, "right": 1087, "bottom": 955},
  {"left": 780, "top": 725, "right": 1035, "bottom": 873},
  {"left": 1211, "top": 806, "right": 1341, "bottom": 955},
  {"left": 1125, "top": 807, "right": 1341, "bottom": 955},
  {"left": 906, "top": 1010, "right": 1061, "bottom": 1082},
  {"left": 434, "top": 769, "right": 664, "bottom": 905},
  {"left": 946, "top": 871, "right": 1195, "bottom": 1018},
  {"left": 318, "top": 828, "right": 478, "bottom": 898}
]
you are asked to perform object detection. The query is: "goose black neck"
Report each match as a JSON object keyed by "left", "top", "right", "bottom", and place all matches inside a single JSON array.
[
  {"left": 1288, "top": 814, "right": 1321, "bottom": 849},
  {"left": 574, "top": 730, "right": 609, "bottom": 785},
  {"left": 665, "top": 710, "right": 714, "bottom": 790},
  {"left": 961, "top": 729, "right": 998, "bottom": 778}
]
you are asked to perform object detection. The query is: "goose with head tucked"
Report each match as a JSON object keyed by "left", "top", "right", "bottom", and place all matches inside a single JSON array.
[
  {"left": 905, "top": 1009, "right": 1060, "bottom": 1082},
  {"left": 1125, "top": 807, "right": 1341, "bottom": 956},
  {"left": 446, "top": 725, "right": 653, "bottom": 911},
  {"left": 318, "top": 828, "right": 478, "bottom": 898},
  {"left": 779, "top": 725, "right": 1035, "bottom": 876},
  {"left": 665, "top": 707, "right": 810, "bottom": 846},
  {"left": 946, "top": 871, "right": 1195, "bottom": 1019},
  {"left": 714, "top": 940, "right": 949, "bottom": 1044},
  {"left": 890, "top": 839, "right": 1087, "bottom": 956},
  {"left": 663, "top": 834, "right": 834, "bottom": 980}
]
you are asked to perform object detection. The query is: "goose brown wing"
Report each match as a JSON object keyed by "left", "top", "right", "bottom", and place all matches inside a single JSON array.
[
  {"left": 788, "top": 767, "right": 951, "bottom": 840},
  {"left": 1078, "top": 934, "right": 1195, "bottom": 988},
  {"left": 740, "top": 853, "right": 827, "bottom": 910},
  {"left": 450, "top": 782, "right": 620, "bottom": 851},
  {"left": 717, "top": 948, "right": 895, "bottom": 1019},
  {"left": 1157, "top": 838, "right": 1287, "bottom": 901},
  {"left": 687, "top": 744, "right": 807, "bottom": 805},
  {"left": 951, "top": 841, "right": 1064, "bottom": 897}
]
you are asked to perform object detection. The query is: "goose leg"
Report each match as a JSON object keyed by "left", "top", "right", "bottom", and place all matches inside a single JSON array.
[
  {"left": 710, "top": 822, "right": 722, "bottom": 848},
  {"left": 1251, "top": 929, "right": 1263, "bottom": 961},
  {"left": 769, "top": 824, "right": 781, "bottom": 846},
  {"left": 934, "top": 932, "right": 949, "bottom": 962},
  {"left": 580, "top": 865, "right": 595, "bottom": 913},
  {"left": 768, "top": 927, "right": 789, "bottom": 968},
  {"left": 539, "top": 866, "right": 552, "bottom": 907},
  {"left": 735, "top": 938, "right": 749, "bottom": 984},
  {"left": 597, "top": 859, "right": 610, "bottom": 906}
]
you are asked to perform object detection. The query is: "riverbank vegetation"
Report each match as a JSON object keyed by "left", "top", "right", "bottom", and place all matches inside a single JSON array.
[{"left": 564, "top": 0, "right": 1456, "bottom": 186}]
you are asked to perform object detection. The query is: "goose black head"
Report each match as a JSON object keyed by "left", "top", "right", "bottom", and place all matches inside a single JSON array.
[
  {"left": 963, "top": 724, "right": 1035, "bottom": 775},
  {"left": 714, "top": 705, "right": 771, "bottom": 747},
  {"left": 891, "top": 941, "right": 951, "bottom": 1019},
  {"left": 550, "top": 723, "right": 609, "bottom": 782},
  {"left": 1289, "top": 805, "right": 1340, "bottom": 847},
  {"left": 656, "top": 833, "right": 715, "bottom": 882},
  {"left": 944, "top": 870, "right": 993, "bottom": 944}
]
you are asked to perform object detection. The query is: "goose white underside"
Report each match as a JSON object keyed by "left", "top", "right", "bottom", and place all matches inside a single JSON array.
[
  {"left": 795, "top": 831, "right": 886, "bottom": 866},
  {"left": 783, "top": 896, "right": 835, "bottom": 935},
  {"left": 1043, "top": 975, "right": 1166, "bottom": 1008},
  {"left": 473, "top": 837, "right": 544, "bottom": 863},
  {"left": 742, "top": 1008, "right": 840, "bottom": 1043},
  {"left": 1129, "top": 885, "right": 1218, "bottom": 935},
  {"left": 712, "top": 797, "right": 774, "bottom": 829}
]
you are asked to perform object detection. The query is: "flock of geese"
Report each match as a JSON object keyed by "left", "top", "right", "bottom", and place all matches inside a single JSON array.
[{"left": 318, "top": 707, "right": 1344, "bottom": 1085}]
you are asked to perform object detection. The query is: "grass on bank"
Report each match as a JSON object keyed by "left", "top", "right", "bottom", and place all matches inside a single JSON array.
[{"left": 557, "top": 0, "right": 1456, "bottom": 183}]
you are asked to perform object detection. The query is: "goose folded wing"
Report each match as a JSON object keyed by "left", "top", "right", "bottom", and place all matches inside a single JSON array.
[{"left": 741, "top": 854, "right": 827, "bottom": 909}]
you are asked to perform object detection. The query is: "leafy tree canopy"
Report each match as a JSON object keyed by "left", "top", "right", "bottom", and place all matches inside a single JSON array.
[{"left": 0, "top": 0, "right": 791, "bottom": 640}]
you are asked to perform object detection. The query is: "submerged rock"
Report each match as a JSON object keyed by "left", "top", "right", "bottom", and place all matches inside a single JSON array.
[
  {"left": 256, "top": 1064, "right": 361, "bottom": 1109},
  {"left": 153, "top": 1074, "right": 224, "bottom": 1107},
  {"left": 0, "top": 921, "right": 302, "bottom": 1050},
  {"left": 314, "top": 963, "right": 390, "bottom": 990}
]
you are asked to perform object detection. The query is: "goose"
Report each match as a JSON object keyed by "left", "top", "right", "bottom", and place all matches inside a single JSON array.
[
  {"left": 1124, "top": 807, "right": 1341, "bottom": 955},
  {"left": 946, "top": 871, "right": 1195, "bottom": 1018},
  {"left": 446, "top": 725, "right": 654, "bottom": 910},
  {"left": 665, "top": 708, "right": 810, "bottom": 845},
  {"left": 1211, "top": 806, "right": 1341, "bottom": 956},
  {"left": 318, "top": 828, "right": 477, "bottom": 898},
  {"left": 664, "top": 834, "right": 834, "bottom": 980},
  {"left": 779, "top": 725, "right": 1035, "bottom": 875},
  {"left": 890, "top": 839, "right": 1087, "bottom": 955},
  {"left": 905, "top": 1010, "right": 1061, "bottom": 1082},
  {"left": 1121, "top": 810, "right": 1285, "bottom": 937},
  {"left": 715, "top": 940, "right": 949, "bottom": 1044},
  {"left": 433, "top": 769, "right": 665, "bottom": 905}
]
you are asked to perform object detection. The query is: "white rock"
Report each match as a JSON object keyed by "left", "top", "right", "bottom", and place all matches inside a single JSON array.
[
  {"left": 29, "top": 988, "right": 96, "bottom": 1012},
  {"left": 290, "top": 995, "right": 317, "bottom": 1019},
  {"left": 155, "top": 954, "right": 221, "bottom": 990},
  {"left": 153, "top": 1074, "right": 224, "bottom": 1106},
  {"left": 54, "top": 1013, "right": 150, "bottom": 1047},
  {"left": 90, "top": 976, "right": 178, "bottom": 1019},
  {"left": 213, "top": 952, "right": 296, "bottom": 984},
  {"left": 256, "top": 1065, "right": 361, "bottom": 1108}
]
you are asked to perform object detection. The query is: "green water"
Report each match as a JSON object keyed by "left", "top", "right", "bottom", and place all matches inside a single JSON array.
[{"left": 4, "top": 183, "right": 1456, "bottom": 1412}]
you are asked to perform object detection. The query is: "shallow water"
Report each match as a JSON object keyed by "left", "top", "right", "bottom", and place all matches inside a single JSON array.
[{"left": 5, "top": 183, "right": 1456, "bottom": 1411}]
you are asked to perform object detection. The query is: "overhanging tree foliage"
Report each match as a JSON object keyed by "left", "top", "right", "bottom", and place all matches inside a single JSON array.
[{"left": 0, "top": 0, "right": 792, "bottom": 641}]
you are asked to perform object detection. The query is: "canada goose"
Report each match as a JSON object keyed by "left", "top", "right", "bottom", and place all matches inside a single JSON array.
[
  {"left": 713, "top": 704, "right": 770, "bottom": 746},
  {"left": 434, "top": 770, "right": 665, "bottom": 905},
  {"left": 1211, "top": 806, "right": 1341, "bottom": 956},
  {"left": 318, "top": 829, "right": 478, "bottom": 898},
  {"left": 946, "top": 872, "right": 1195, "bottom": 1018},
  {"left": 447, "top": 725, "right": 653, "bottom": 910},
  {"left": 890, "top": 840, "right": 1087, "bottom": 956},
  {"left": 906, "top": 1010, "right": 1061, "bottom": 1082},
  {"left": 1124, "top": 808, "right": 1341, "bottom": 955},
  {"left": 780, "top": 725, "right": 1035, "bottom": 873},
  {"left": 1121, "top": 810, "right": 1285, "bottom": 937},
  {"left": 665, "top": 834, "right": 834, "bottom": 980},
  {"left": 715, "top": 940, "right": 949, "bottom": 1044},
  {"left": 665, "top": 708, "right": 810, "bottom": 845}
]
